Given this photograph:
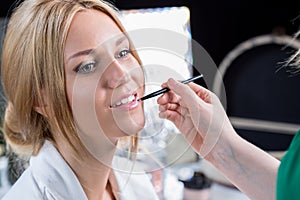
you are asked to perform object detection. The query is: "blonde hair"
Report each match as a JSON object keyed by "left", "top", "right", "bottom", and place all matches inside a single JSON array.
[{"left": 1, "top": 0, "right": 140, "bottom": 157}]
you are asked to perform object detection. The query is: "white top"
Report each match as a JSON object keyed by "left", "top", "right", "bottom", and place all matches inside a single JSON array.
[{"left": 3, "top": 141, "right": 159, "bottom": 200}]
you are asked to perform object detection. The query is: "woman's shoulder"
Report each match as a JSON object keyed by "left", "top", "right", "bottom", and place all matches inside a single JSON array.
[
  {"left": 3, "top": 141, "right": 87, "bottom": 200},
  {"left": 2, "top": 168, "right": 46, "bottom": 200}
]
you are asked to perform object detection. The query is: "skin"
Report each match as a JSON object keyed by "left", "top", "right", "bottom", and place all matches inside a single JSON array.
[
  {"left": 157, "top": 78, "right": 280, "bottom": 200},
  {"left": 50, "top": 9, "right": 145, "bottom": 200}
]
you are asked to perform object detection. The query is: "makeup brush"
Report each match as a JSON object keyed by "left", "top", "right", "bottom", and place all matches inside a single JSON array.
[{"left": 138, "top": 74, "right": 205, "bottom": 101}]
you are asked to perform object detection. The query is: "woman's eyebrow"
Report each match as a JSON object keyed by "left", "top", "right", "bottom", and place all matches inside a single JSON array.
[
  {"left": 67, "top": 36, "right": 127, "bottom": 62},
  {"left": 68, "top": 49, "right": 94, "bottom": 62},
  {"left": 115, "top": 35, "right": 128, "bottom": 47}
]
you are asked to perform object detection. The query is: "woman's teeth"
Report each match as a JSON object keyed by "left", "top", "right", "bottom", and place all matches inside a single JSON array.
[{"left": 111, "top": 95, "right": 135, "bottom": 108}]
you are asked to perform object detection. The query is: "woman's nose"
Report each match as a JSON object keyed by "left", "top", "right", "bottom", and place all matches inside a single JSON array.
[{"left": 106, "top": 60, "right": 130, "bottom": 88}]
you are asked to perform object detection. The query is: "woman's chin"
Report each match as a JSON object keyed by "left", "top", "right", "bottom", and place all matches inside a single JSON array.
[
  {"left": 121, "top": 110, "right": 145, "bottom": 136},
  {"left": 120, "top": 117, "right": 145, "bottom": 137}
]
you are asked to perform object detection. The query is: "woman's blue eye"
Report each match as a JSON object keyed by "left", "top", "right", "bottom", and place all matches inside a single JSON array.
[
  {"left": 117, "top": 49, "right": 131, "bottom": 58},
  {"left": 75, "top": 62, "right": 96, "bottom": 74}
]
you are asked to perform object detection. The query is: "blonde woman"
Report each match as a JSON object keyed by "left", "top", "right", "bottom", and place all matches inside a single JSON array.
[
  {"left": 1, "top": 0, "right": 158, "bottom": 199},
  {"left": 158, "top": 33, "right": 300, "bottom": 200}
]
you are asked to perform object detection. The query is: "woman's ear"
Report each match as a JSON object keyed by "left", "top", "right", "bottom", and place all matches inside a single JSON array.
[
  {"left": 34, "top": 105, "right": 48, "bottom": 117},
  {"left": 33, "top": 91, "right": 49, "bottom": 117}
]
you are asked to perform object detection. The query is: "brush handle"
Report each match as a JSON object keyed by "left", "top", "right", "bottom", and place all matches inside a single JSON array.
[{"left": 139, "top": 74, "right": 204, "bottom": 101}]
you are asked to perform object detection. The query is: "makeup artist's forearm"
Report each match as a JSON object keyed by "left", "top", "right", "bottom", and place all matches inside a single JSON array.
[{"left": 206, "top": 131, "right": 279, "bottom": 200}]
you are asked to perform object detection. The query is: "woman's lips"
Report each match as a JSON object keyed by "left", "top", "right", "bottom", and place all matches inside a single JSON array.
[{"left": 110, "top": 93, "right": 140, "bottom": 110}]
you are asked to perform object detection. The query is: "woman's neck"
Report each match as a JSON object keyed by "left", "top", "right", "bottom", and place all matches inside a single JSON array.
[
  {"left": 56, "top": 138, "right": 117, "bottom": 200},
  {"left": 73, "top": 159, "right": 114, "bottom": 200}
]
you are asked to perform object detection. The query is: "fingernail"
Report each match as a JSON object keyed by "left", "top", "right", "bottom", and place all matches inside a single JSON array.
[{"left": 168, "top": 78, "right": 176, "bottom": 86}]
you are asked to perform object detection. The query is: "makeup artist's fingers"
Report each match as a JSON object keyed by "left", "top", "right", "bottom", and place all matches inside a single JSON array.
[
  {"left": 159, "top": 109, "right": 182, "bottom": 125},
  {"left": 157, "top": 93, "right": 168, "bottom": 105},
  {"left": 157, "top": 89, "right": 181, "bottom": 105},
  {"left": 166, "top": 78, "right": 205, "bottom": 108},
  {"left": 159, "top": 107, "right": 191, "bottom": 129},
  {"left": 159, "top": 103, "right": 180, "bottom": 112},
  {"left": 157, "top": 81, "right": 211, "bottom": 107},
  {"left": 161, "top": 82, "right": 167, "bottom": 88},
  {"left": 159, "top": 102, "right": 189, "bottom": 117}
]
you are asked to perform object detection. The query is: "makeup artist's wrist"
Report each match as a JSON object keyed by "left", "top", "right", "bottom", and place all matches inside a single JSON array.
[{"left": 202, "top": 127, "right": 238, "bottom": 166}]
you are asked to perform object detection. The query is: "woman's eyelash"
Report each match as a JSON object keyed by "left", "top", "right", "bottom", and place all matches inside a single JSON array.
[
  {"left": 116, "top": 49, "right": 132, "bottom": 59},
  {"left": 74, "top": 61, "right": 96, "bottom": 73}
]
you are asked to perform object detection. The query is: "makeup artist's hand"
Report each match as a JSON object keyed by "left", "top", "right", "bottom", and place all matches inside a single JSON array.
[
  {"left": 157, "top": 78, "right": 234, "bottom": 158},
  {"left": 158, "top": 79, "right": 280, "bottom": 200}
]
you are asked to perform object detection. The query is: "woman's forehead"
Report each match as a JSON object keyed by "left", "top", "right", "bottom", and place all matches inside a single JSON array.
[{"left": 65, "top": 9, "right": 124, "bottom": 60}]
